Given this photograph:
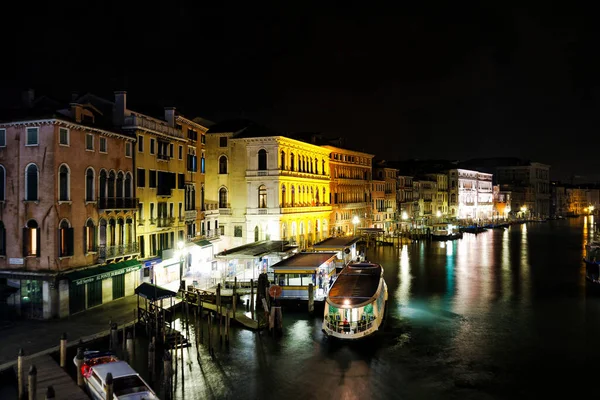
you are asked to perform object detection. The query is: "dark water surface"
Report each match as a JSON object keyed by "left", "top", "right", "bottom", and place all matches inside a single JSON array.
[{"left": 7, "top": 217, "right": 598, "bottom": 400}]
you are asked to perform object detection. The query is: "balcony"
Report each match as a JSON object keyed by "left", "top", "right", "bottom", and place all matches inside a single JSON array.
[
  {"left": 157, "top": 153, "right": 170, "bottom": 161},
  {"left": 156, "top": 217, "right": 174, "bottom": 228},
  {"left": 185, "top": 209, "right": 197, "bottom": 220},
  {"left": 278, "top": 203, "right": 332, "bottom": 214},
  {"left": 97, "top": 197, "right": 138, "bottom": 210},
  {"left": 99, "top": 242, "right": 140, "bottom": 261},
  {"left": 123, "top": 113, "right": 184, "bottom": 139}
]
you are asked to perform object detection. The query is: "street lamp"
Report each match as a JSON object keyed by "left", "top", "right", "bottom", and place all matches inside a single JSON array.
[
  {"left": 352, "top": 215, "right": 360, "bottom": 236},
  {"left": 520, "top": 206, "right": 527, "bottom": 219},
  {"left": 177, "top": 241, "right": 187, "bottom": 291}
]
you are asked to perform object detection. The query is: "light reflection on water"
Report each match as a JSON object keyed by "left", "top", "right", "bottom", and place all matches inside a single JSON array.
[{"left": 78, "top": 219, "right": 594, "bottom": 399}]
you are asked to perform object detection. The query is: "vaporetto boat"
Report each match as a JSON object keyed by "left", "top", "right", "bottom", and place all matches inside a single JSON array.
[{"left": 322, "top": 262, "right": 388, "bottom": 340}]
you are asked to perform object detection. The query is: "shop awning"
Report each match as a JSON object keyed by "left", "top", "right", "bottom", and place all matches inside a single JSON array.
[
  {"left": 190, "top": 239, "right": 212, "bottom": 248},
  {"left": 134, "top": 282, "right": 177, "bottom": 301},
  {"left": 65, "top": 259, "right": 142, "bottom": 286}
]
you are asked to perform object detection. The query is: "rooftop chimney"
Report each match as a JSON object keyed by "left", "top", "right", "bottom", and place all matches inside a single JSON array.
[
  {"left": 164, "top": 107, "right": 176, "bottom": 127},
  {"left": 113, "top": 91, "right": 127, "bottom": 125},
  {"left": 70, "top": 103, "right": 83, "bottom": 123},
  {"left": 21, "top": 89, "right": 35, "bottom": 108}
]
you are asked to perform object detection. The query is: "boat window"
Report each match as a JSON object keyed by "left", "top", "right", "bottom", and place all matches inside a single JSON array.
[
  {"left": 113, "top": 375, "right": 149, "bottom": 396},
  {"left": 301, "top": 274, "right": 315, "bottom": 286},
  {"left": 288, "top": 274, "right": 302, "bottom": 286}
]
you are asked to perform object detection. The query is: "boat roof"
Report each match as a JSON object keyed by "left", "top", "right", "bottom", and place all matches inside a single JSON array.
[
  {"left": 327, "top": 263, "right": 382, "bottom": 307},
  {"left": 271, "top": 252, "right": 337, "bottom": 269},
  {"left": 91, "top": 361, "right": 138, "bottom": 380},
  {"left": 312, "top": 236, "right": 360, "bottom": 250}
]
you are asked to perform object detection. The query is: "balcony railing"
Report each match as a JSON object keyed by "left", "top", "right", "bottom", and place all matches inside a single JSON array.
[
  {"left": 97, "top": 197, "right": 138, "bottom": 210},
  {"left": 156, "top": 217, "right": 173, "bottom": 228},
  {"left": 185, "top": 209, "right": 197, "bottom": 220},
  {"left": 123, "top": 114, "right": 184, "bottom": 139},
  {"left": 99, "top": 242, "right": 139, "bottom": 261}
]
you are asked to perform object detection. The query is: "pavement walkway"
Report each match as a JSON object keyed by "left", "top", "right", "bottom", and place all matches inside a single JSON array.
[{"left": 0, "top": 294, "right": 139, "bottom": 368}]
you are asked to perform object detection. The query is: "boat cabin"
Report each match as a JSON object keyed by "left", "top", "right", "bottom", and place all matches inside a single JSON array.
[
  {"left": 312, "top": 236, "right": 361, "bottom": 266},
  {"left": 270, "top": 252, "right": 338, "bottom": 300},
  {"left": 88, "top": 361, "right": 157, "bottom": 399}
]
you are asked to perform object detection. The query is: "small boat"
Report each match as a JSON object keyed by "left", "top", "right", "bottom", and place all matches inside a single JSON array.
[
  {"left": 74, "top": 358, "right": 158, "bottom": 400},
  {"left": 430, "top": 223, "right": 462, "bottom": 241},
  {"left": 322, "top": 262, "right": 388, "bottom": 340},
  {"left": 459, "top": 225, "right": 487, "bottom": 234},
  {"left": 73, "top": 350, "right": 119, "bottom": 380},
  {"left": 584, "top": 241, "right": 600, "bottom": 285}
]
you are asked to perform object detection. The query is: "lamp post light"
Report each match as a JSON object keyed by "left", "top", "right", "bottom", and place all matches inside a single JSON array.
[
  {"left": 520, "top": 206, "right": 527, "bottom": 220},
  {"left": 352, "top": 215, "right": 360, "bottom": 237}
]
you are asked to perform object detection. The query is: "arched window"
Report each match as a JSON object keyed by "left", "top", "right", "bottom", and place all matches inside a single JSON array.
[
  {"left": 258, "top": 185, "right": 267, "bottom": 208},
  {"left": 59, "top": 164, "right": 70, "bottom": 201},
  {"left": 125, "top": 172, "right": 132, "bottom": 198},
  {"left": 99, "top": 170, "right": 107, "bottom": 199},
  {"left": 316, "top": 187, "right": 320, "bottom": 204},
  {"left": 107, "top": 171, "right": 116, "bottom": 198},
  {"left": 85, "top": 219, "right": 96, "bottom": 253},
  {"left": 58, "top": 219, "right": 73, "bottom": 257},
  {"left": 0, "top": 221, "right": 6, "bottom": 256},
  {"left": 291, "top": 186, "right": 295, "bottom": 206},
  {"left": 254, "top": 226, "right": 259, "bottom": 242},
  {"left": 0, "top": 165, "right": 5, "bottom": 201},
  {"left": 219, "top": 156, "right": 228, "bottom": 174},
  {"left": 451, "top": 193, "right": 457, "bottom": 203},
  {"left": 258, "top": 149, "right": 267, "bottom": 170},
  {"left": 201, "top": 153, "right": 205, "bottom": 173},
  {"left": 23, "top": 219, "right": 40, "bottom": 257},
  {"left": 116, "top": 172, "right": 124, "bottom": 198},
  {"left": 323, "top": 188, "right": 326, "bottom": 204},
  {"left": 322, "top": 159, "right": 326, "bottom": 175},
  {"left": 219, "top": 187, "right": 228, "bottom": 208},
  {"left": 201, "top": 186, "right": 205, "bottom": 211},
  {"left": 25, "top": 164, "right": 39, "bottom": 201},
  {"left": 298, "top": 156, "right": 301, "bottom": 172},
  {"left": 281, "top": 223, "right": 287, "bottom": 240},
  {"left": 280, "top": 151, "right": 285, "bottom": 170},
  {"left": 315, "top": 159, "right": 318, "bottom": 175},
  {"left": 85, "top": 168, "right": 95, "bottom": 201},
  {"left": 281, "top": 185, "right": 286, "bottom": 206},
  {"left": 290, "top": 153, "right": 295, "bottom": 171}
]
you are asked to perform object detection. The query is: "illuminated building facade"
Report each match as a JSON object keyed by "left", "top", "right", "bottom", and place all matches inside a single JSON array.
[
  {"left": 374, "top": 164, "right": 398, "bottom": 233},
  {"left": 448, "top": 168, "right": 493, "bottom": 221},
  {"left": 322, "top": 145, "right": 373, "bottom": 236},
  {"left": 371, "top": 179, "right": 385, "bottom": 230},
  {"left": 426, "top": 172, "right": 448, "bottom": 219},
  {"left": 205, "top": 121, "right": 332, "bottom": 251},
  {"left": 495, "top": 162, "right": 550, "bottom": 218}
]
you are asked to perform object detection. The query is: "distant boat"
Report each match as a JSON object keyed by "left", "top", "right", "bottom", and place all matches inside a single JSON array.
[
  {"left": 584, "top": 241, "right": 600, "bottom": 286},
  {"left": 322, "top": 262, "right": 388, "bottom": 340},
  {"left": 460, "top": 225, "right": 487, "bottom": 234},
  {"left": 430, "top": 223, "right": 462, "bottom": 241}
]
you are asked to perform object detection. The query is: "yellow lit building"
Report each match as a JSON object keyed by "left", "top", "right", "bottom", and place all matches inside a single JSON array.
[{"left": 204, "top": 120, "right": 332, "bottom": 251}]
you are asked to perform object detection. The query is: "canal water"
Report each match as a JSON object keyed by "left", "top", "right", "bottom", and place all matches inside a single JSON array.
[{"left": 10, "top": 217, "right": 599, "bottom": 399}]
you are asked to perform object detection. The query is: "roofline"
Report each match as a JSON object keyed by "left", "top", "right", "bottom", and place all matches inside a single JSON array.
[
  {"left": 176, "top": 115, "right": 210, "bottom": 132},
  {"left": 0, "top": 118, "right": 134, "bottom": 141}
]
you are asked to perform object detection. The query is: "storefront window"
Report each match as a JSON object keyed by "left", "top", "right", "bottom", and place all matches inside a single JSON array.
[{"left": 21, "top": 280, "right": 43, "bottom": 319}]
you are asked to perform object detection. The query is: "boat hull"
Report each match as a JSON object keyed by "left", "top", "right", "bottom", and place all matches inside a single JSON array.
[{"left": 431, "top": 233, "right": 462, "bottom": 241}]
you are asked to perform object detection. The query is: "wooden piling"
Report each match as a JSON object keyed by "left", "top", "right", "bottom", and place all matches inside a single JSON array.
[
  {"left": 208, "top": 314, "right": 213, "bottom": 358},
  {"left": 308, "top": 283, "right": 314, "bottom": 314},
  {"left": 199, "top": 299, "right": 204, "bottom": 343},
  {"left": 75, "top": 347, "right": 84, "bottom": 388},
  {"left": 109, "top": 323, "right": 118, "bottom": 351},
  {"left": 163, "top": 351, "right": 172, "bottom": 400},
  {"left": 18, "top": 348, "right": 24, "bottom": 400},
  {"left": 45, "top": 385, "right": 55, "bottom": 399},
  {"left": 217, "top": 284, "right": 222, "bottom": 344},
  {"left": 233, "top": 277, "right": 237, "bottom": 315},
  {"left": 105, "top": 372, "right": 113, "bottom": 400},
  {"left": 28, "top": 365, "right": 36, "bottom": 400},
  {"left": 126, "top": 332, "right": 134, "bottom": 363},
  {"left": 122, "top": 325, "right": 126, "bottom": 353},
  {"left": 250, "top": 279, "right": 255, "bottom": 320},
  {"left": 59, "top": 332, "right": 67, "bottom": 369},
  {"left": 133, "top": 309, "right": 136, "bottom": 341},
  {"left": 148, "top": 341, "right": 155, "bottom": 382},
  {"left": 226, "top": 305, "right": 230, "bottom": 345}
]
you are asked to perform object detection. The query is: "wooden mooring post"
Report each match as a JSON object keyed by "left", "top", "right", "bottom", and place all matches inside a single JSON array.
[
  {"left": 105, "top": 373, "right": 113, "bottom": 400},
  {"left": 18, "top": 348, "right": 24, "bottom": 400},
  {"left": 148, "top": 341, "right": 155, "bottom": 382},
  {"left": 60, "top": 333, "right": 67, "bottom": 369},
  {"left": 75, "top": 347, "right": 84, "bottom": 388},
  {"left": 250, "top": 278, "right": 255, "bottom": 320},
  {"left": 28, "top": 365, "right": 36, "bottom": 400},
  {"left": 308, "top": 283, "right": 315, "bottom": 314},
  {"left": 233, "top": 277, "right": 237, "bottom": 315}
]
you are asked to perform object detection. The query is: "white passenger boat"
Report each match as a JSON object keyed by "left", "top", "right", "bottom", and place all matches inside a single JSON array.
[
  {"left": 430, "top": 223, "right": 462, "bottom": 241},
  {"left": 76, "top": 359, "right": 159, "bottom": 399},
  {"left": 322, "top": 262, "right": 388, "bottom": 340}
]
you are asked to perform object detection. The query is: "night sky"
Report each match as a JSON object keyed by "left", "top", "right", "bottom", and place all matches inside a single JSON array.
[{"left": 2, "top": 3, "right": 599, "bottom": 182}]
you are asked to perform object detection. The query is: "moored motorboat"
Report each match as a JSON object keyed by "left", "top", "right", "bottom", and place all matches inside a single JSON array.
[
  {"left": 584, "top": 241, "right": 600, "bottom": 286},
  {"left": 81, "top": 360, "right": 159, "bottom": 399},
  {"left": 322, "top": 262, "right": 387, "bottom": 340},
  {"left": 430, "top": 223, "right": 462, "bottom": 241},
  {"left": 73, "top": 350, "right": 119, "bottom": 381}
]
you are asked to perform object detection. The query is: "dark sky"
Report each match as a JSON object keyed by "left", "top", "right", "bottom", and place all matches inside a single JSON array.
[{"left": 2, "top": 3, "right": 599, "bottom": 182}]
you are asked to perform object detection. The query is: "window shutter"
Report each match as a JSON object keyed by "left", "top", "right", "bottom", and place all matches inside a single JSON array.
[
  {"left": 83, "top": 226, "right": 87, "bottom": 254},
  {"left": 22, "top": 228, "right": 28, "bottom": 256},
  {"left": 58, "top": 229, "right": 62, "bottom": 257},
  {"left": 36, "top": 228, "right": 41, "bottom": 257},
  {"left": 67, "top": 228, "right": 74, "bottom": 256}
]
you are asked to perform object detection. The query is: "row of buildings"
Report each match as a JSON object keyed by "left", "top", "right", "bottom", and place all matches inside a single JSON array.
[{"left": 0, "top": 89, "right": 577, "bottom": 320}]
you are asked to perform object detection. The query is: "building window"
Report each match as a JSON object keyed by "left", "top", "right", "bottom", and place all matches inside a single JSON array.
[
  {"left": 280, "top": 151, "right": 285, "bottom": 170},
  {"left": 116, "top": 172, "right": 124, "bottom": 198},
  {"left": 219, "top": 188, "right": 228, "bottom": 208},
  {"left": 137, "top": 168, "right": 146, "bottom": 187},
  {"left": 25, "top": 164, "right": 38, "bottom": 201},
  {"left": 258, "top": 149, "right": 267, "bottom": 170},
  {"left": 99, "top": 170, "right": 107, "bottom": 199},
  {"left": 99, "top": 137, "right": 107, "bottom": 153},
  {"left": 281, "top": 185, "right": 286, "bottom": 206},
  {"left": 201, "top": 154, "right": 205, "bottom": 173},
  {"left": 125, "top": 142, "right": 132, "bottom": 158},
  {"left": 178, "top": 145, "right": 183, "bottom": 160},
  {"left": 125, "top": 173, "right": 132, "bottom": 198},
  {"left": 0, "top": 165, "right": 5, "bottom": 201},
  {"left": 258, "top": 185, "right": 267, "bottom": 208},
  {"left": 85, "top": 219, "right": 96, "bottom": 253},
  {"left": 290, "top": 153, "right": 295, "bottom": 171},
  {"left": 219, "top": 137, "right": 227, "bottom": 147},
  {"left": 0, "top": 221, "right": 5, "bottom": 256},
  {"left": 149, "top": 170, "right": 157, "bottom": 188},
  {"left": 23, "top": 219, "right": 40, "bottom": 257},
  {"left": 85, "top": 168, "right": 94, "bottom": 201},
  {"left": 107, "top": 171, "right": 116, "bottom": 198},
  {"left": 59, "top": 128, "right": 69, "bottom": 146},
  {"left": 138, "top": 135, "right": 144, "bottom": 152},
  {"left": 0, "top": 128, "right": 6, "bottom": 147},
  {"left": 59, "top": 164, "right": 70, "bottom": 201},
  {"left": 169, "top": 143, "right": 174, "bottom": 158},
  {"left": 58, "top": 219, "right": 73, "bottom": 257},
  {"left": 86, "top": 134, "right": 94, "bottom": 150},
  {"left": 234, "top": 226, "right": 243, "bottom": 237},
  {"left": 150, "top": 139, "right": 155, "bottom": 155},
  {"left": 219, "top": 156, "right": 227, "bottom": 174},
  {"left": 26, "top": 127, "right": 38, "bottom": 146}
]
